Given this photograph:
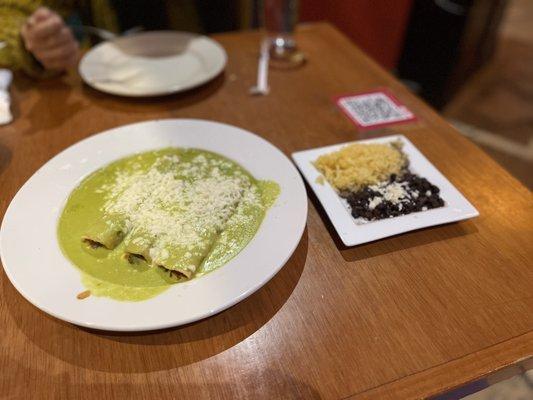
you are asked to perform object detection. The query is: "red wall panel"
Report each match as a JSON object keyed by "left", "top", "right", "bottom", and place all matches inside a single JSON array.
[{"left": 300, "top": 0, "right": 413, "bottom": 69}]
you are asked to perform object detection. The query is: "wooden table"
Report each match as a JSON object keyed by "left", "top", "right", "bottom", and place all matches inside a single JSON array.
[{"left": 0, "top": 23, "right": 531, "bottom": 399}]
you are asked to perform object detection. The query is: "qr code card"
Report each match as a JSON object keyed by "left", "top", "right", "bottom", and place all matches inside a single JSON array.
[{"left": 335, "top": 89, "right": 416, "bottom": 130}]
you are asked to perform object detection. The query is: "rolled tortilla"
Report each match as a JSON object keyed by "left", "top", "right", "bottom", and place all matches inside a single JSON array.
[
  {"left": 124, "top": 228, "right": 154, "bottom": 263},
  {"left": 149, "top": 176, "right": 248, "bottom": 278},
  {"left": 151, "top": 230, "right": 218, "bottom": 279},
  {"left": 82, "top": 217, "right": 128, "bottom": 250}
]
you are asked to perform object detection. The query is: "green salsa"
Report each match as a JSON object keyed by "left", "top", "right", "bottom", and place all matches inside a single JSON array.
[{"left": 57, "top": 148, "right": 279, "bottom": 301}]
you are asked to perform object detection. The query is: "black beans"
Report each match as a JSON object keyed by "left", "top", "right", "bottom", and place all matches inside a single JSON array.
[{"left": 344, "top": 172, "right": 445, "bottom": 221}]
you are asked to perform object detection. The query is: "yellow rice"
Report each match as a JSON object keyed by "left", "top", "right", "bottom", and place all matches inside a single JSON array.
[{"left": 314, "top": 142, "right": 406, "bottom": 192}]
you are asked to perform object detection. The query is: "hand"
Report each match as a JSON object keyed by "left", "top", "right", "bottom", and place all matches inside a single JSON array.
[{"left": 21, "top": 7, "right": 79, "bottom": 71}]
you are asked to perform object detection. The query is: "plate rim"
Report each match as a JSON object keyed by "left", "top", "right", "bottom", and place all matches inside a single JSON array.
[
  {"left": 78, "top": 31, "right": 228, "bottom": 97},
  {"left": 0, "top": 119, "right": 308, "bottom": 331}
]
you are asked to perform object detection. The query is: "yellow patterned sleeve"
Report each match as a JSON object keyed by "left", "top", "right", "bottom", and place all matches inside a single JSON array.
[{"left": 0, "top": 0, "right": 70, "bottom": 78}]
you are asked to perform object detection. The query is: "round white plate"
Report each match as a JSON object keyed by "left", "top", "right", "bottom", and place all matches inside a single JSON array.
[
  {"left": 0, "top": 119, "right": 307, "bottom": 331},
  {"left": 79, "top": 31, "right": 227, "bottom": 97}
]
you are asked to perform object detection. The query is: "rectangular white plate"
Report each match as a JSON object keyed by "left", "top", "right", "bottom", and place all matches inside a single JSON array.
[{"left": 292, "top": 135, "right": 479, "bottom": 246}]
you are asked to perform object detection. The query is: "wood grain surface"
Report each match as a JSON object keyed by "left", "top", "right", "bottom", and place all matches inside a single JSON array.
[{"left": 0, "top": 23, "right": 531, "bottom": 400}]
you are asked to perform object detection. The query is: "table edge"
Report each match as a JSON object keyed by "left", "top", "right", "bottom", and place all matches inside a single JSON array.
[{"left": 346, "top": 330, "right": 533, "bottom": 399}]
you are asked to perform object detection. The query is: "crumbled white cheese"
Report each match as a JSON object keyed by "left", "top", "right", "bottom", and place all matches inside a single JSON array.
[
  {"left": 102, "top": 153, "right": 259, "bottom": 256},
  {"left": 369, "top": 181, "right": 409, "bottom": 205},
  {"left": 368, "top": 196, "right": 383, "bottom": 210}
]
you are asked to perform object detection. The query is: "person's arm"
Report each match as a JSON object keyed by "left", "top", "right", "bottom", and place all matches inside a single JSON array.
[
  {"left": 0, "top": 2, "right": 78, "bottom": 78},
  {"left": 0, "top": 1, "right": 48, "bottom": 78}
]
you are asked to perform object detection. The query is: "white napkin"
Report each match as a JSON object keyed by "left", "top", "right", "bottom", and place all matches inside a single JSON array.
[{"left": 0, "top": 69, "right": 13, "bottom": 125}]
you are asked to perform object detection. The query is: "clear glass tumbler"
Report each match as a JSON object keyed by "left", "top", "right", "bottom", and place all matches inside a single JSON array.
[{"left": 264, "top": 0, "right": 304, "bottom": 67}]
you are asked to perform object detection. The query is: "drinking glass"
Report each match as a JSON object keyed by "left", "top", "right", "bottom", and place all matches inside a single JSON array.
[{"left": 263, "top": 0, "right": 304, "bottom": 67}]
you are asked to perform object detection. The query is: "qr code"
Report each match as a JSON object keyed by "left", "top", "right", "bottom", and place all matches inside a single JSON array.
[{"left": 337, "top": 92, "right": 415, "bottom": 128}]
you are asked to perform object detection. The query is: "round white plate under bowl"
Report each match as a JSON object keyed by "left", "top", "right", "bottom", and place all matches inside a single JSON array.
[
  {"left": 79, "top": 31, "right": 227, "bottom": 97},
  {"left": 0, "top": 119, "right": 307, "bottom": 331}
]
